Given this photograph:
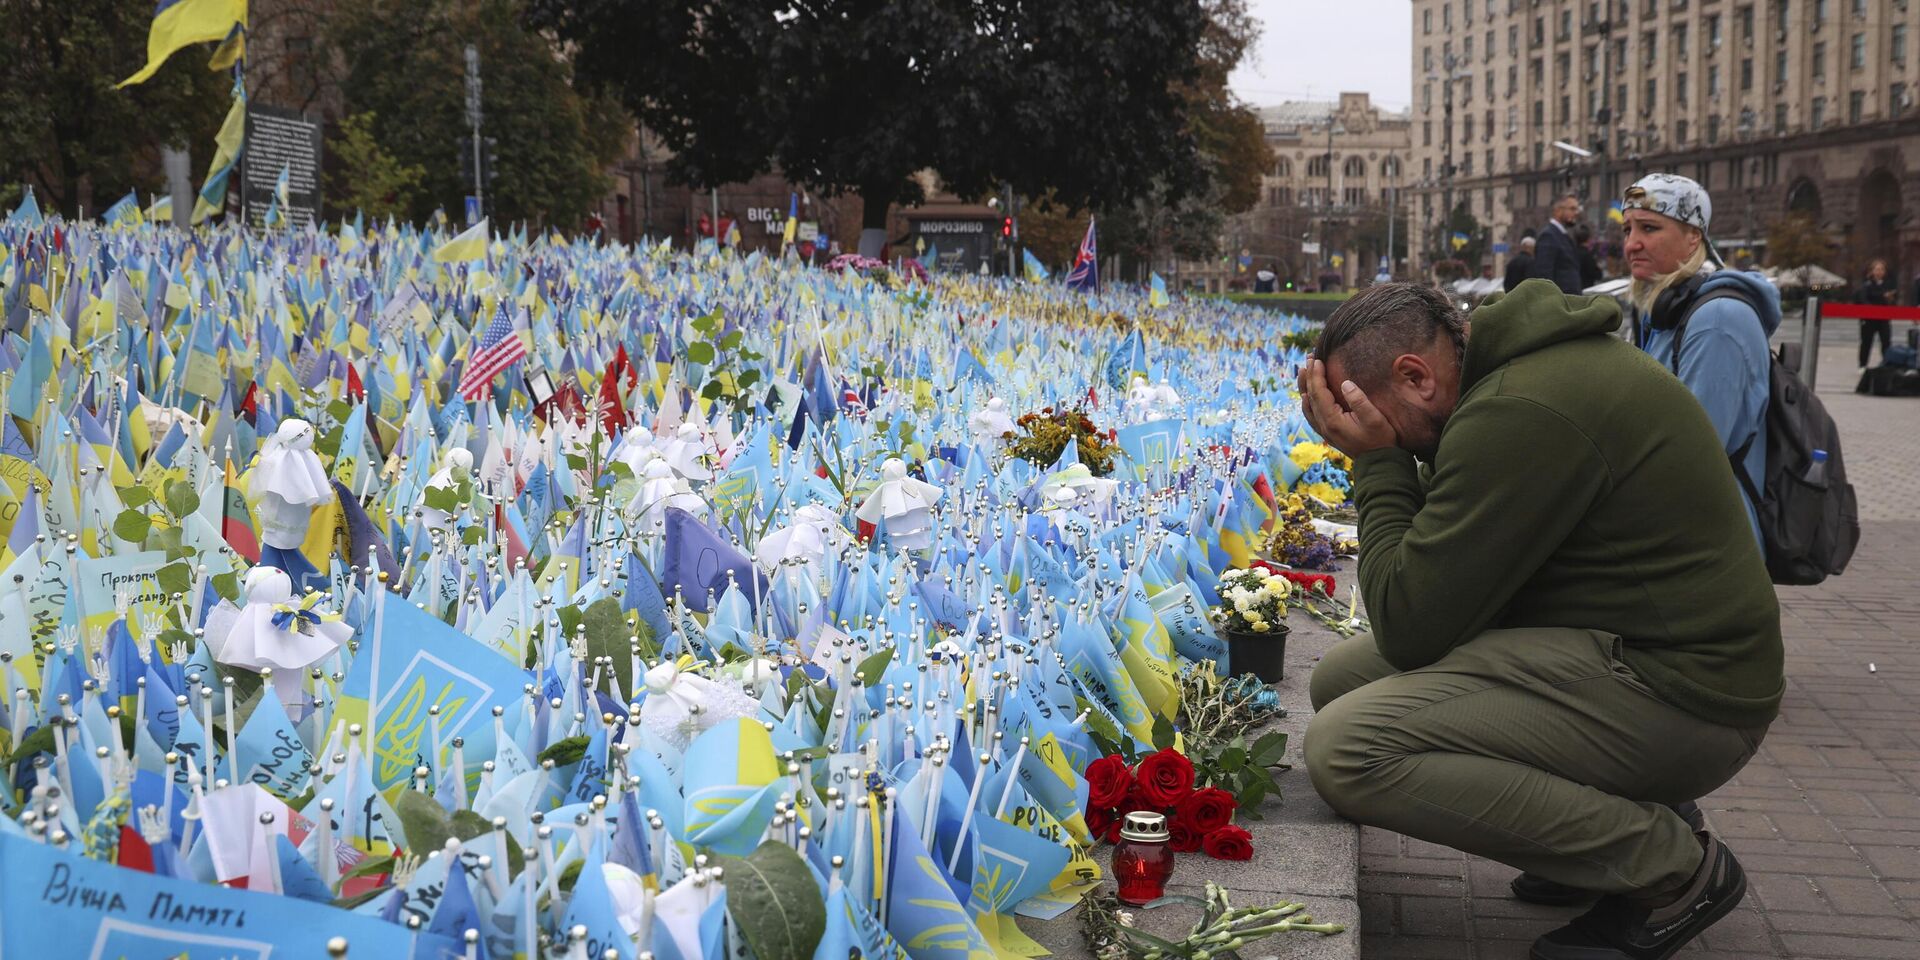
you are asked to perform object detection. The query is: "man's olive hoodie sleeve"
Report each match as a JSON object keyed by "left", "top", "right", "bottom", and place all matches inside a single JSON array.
[{"left": 1348, "top": 393, "right": 1609, "bottom": 671}]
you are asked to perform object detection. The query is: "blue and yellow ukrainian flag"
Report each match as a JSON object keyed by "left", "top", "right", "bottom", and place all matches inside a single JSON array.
[
  {"left": 103, "top": 192, "right": 143, "bottom": 226},
  {"left": 118, "top": 0, "right": 248, "bottom": 87},
  {"left": 192, "top": 79, "right": 246, "bottom": 224}
]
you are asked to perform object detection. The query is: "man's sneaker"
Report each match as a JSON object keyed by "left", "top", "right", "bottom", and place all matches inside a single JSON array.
[
  {"left": 1528, "top": 833, "right": 1746, "bottom": 960},
  {"left": 1510, "top": 802, "right": 1707, "bottom": 906}
]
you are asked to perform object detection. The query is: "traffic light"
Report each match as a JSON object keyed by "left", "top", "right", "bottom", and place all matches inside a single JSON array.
[
  {"left": 1001, "top": 217, "right": 1012, "bottom": 237},
  {"left": 458, "top": 136, "right": 501, "bottom": 186}
]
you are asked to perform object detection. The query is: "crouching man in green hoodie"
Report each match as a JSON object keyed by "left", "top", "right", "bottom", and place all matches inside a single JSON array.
[{"left": 1298, "top": 280, "right": 1781, "bottom": 960}]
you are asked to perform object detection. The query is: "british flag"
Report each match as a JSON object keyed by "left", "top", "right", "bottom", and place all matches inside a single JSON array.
[
  {"left": 1064, "top": 215, "right": 1098, "bottom": 292},
  {"left": 457, "top": 305, "right": 529, "bottom": 400},
  {"left": 839, "top": 377, "right": 869, "bottom": 419}
]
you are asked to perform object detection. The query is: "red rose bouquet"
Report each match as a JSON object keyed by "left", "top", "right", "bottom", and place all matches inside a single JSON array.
[{"left": 1079, "top": 748, "right": 1267, "bottom": 861}]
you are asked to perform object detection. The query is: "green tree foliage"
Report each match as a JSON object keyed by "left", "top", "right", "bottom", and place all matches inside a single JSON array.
[
  {"left": 1432, "top": 201, "right": 1486, "bottom": 271},
  {"left": 326, "top": 0, "right": 625, "bottom": 227},
  {"left": 327, "top": 112, "right": 426, "bottom": 220},
  {"left": 1184, "top": 0, "right": 1273, "bottom": 218},
  {"left": 982, "top": 0, "right": 1269, "bottom": 276},
  {"left": 1766, "top": 212, "right": 1831, "bottom": 271},
  {"left": 528, "top": 0, "right": 1212, "bottom": 247},
  {"left": 0, "top": 0, "right": 229, "bottom": 215}
]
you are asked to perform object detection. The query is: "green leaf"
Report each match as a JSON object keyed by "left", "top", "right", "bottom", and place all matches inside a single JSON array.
[
  {"left": 210, "top": 570, "right": 241, "bottom": 602},
  {"left": 451, "top": 809, "right": 494, "bottom": 842},
  {"left": 1219, "top": 746, "right": 1246, "bottom": 774},
  {"left": 539, "top": 734, "right": 591, "bottom": 768},
  {"left": 737, "top": 368, "right": 762, "bottom": 390},
  {"left": 558, "top": 859, "right": 585, "bottom": 893},
  {"left": 422, "top": 485, "right": 456, "bottom": 513},
  {"left": 113, "top": 509, "right": 152, "bottom": 544},
  {"left": 462, "top": 525, "right": 484, "bottom": 546},
  {"left": 164, "top": 479, "right": 200, "bottom": 518},
  {"left": 853, "top": 649, "right": 893, "bottom": 685},
  {"left": 691, "top": 312, "right": 719, "bottom": 336},
  {"left": 118, "top": 485, "right": 154, "bottom": 508},
  {"left": 395, "top": 789, "right": 453, "bottom": 856},
  {"left": 720, "top": 330, "right": 744, "bottom": 351},
  {"left": 701, "top": 380, "right": 725, "bottom": 400},
  {"left": 582, "top": 596, "right": 650, "bottom": 696},
  {"left": 148, "top": 523, "right": 184, "bottom": 558},
  {"left": 344, "top": 854, "right": 399, "bottom": 881},
  {"left": 1140, "top": 894, "right": 1211, "bottom": 911},
  {"left": 1150, "top": 713, "right": 1175, "bottom": 752},
  {"left": 1249, "top": 731, "right": 1288, "bottom": 768},
  {"left": 1237, "top": 775, "right": 1268, "bottom": 816},
  {"left": 717, "top": 841, "right": 828, "bottom": 960},
  {"left": 687, "top": 341, "right": 716, "bottom": 365},
  {"left": 7, "top": 724, "right": 54, "bottom": 765},
  {"left": 1077, "top": 697, "right": 1126, "bottom": 759},
  {"left": 155, "top": 561, "right": 192, "bottom": 596}
]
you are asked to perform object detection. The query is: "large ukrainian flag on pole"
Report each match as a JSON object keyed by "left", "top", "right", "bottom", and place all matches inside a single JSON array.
[
  {"left": 192, "top": 78, "right": 246, "bottom": 224},
  {"left": 118, "top": 0, "right": 249, "bottom": 87}
]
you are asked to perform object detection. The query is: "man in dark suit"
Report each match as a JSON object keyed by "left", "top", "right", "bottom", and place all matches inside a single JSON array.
[
  {"left": 1530, "top": 194, "right": 1586, "bottom": 294},
  {"left": 1504, "top": 236, "right": 1536, "bottom": 291}
]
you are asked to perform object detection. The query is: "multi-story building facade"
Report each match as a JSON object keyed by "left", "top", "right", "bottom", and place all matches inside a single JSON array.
[
  {"left": 1408, "top": 0, "right": 1920, "bottom": 290},
  {"left": 1182, "top": 93, "right": 1413, "bottom": 292}
]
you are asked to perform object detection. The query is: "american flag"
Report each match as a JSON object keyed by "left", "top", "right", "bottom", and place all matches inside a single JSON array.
[
  {"left": 457, "top": 306, "right": 529, "bottom": 400},
  {"left": 1064, "top": 215, "right": 1098, "bottom": 292}
]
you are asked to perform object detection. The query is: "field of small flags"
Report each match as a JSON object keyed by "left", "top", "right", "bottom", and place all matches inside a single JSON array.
[{"left": 0, "top": 196, "right": 1347, "bottom": 960}]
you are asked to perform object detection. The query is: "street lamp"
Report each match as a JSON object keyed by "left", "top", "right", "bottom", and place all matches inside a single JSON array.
[{"left": 1319, "top": 115, "right": 1346, "bottom": 275}]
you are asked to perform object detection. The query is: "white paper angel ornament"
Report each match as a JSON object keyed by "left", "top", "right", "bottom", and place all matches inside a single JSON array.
[
  {"left": 216, "top": 567, "right": 350, "bottom": 704},
  {"left": 1127, "top": 376, "right": 1158, "bottom": 419},
  {"left": 1151, "top": 378, "right": 1182, "bottom": 413},
  {"left": 967, "top": 396, "right": 1017, "bottom": 450},
  {"left": 250, "top": 419, "right": 335, "bottom": 591},
  {"left": 659, "top": 423, "right": 714, "bottom": 482},
  {"left": 752, "top": 502, "right": 848, "bottom": 574},
  {"left": 1041, "top": 462, "right": 1120, "bottom": 516},
  {"left": 636, "top": 657, "right": 761, "bottom": 752},
  {"left": 627, "top": 458, "right": 708, "bottom": 533},
  {"left": 854, "top": 458, "right": 942, "bottom": 549}
]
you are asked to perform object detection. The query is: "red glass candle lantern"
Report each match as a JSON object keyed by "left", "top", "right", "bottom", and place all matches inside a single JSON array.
[{"left": 1111, "top": 811, "right": 1174, "bottom": 905}]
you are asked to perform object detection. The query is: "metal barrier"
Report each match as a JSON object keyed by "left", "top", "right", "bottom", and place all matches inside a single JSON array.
[{"left": 1806, "top": 300, "right": 1920, "bottom": 389}]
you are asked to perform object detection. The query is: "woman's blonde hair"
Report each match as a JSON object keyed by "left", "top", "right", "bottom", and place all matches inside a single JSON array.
[{"left": 1629, "top": 224, "right": 1709, "bottom": 315}]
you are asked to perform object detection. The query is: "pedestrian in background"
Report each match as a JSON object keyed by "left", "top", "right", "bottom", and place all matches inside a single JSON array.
[
  {"left": 1624, "top": 173, "right": 1776, "bottom": 545},
  {"left": 1530, "top": 193, "right": 1586, "bottom": 294},
  {"left": 1856, "top": 258, "right": 1896, "bottom": 371},
  {"left": 1504, "top": 236, "right": 1535, "bottom": 291}
]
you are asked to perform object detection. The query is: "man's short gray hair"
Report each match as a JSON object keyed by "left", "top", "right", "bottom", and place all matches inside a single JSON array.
[{"left": 1312, "top": 283, "right": 1468, "bottom": 391}]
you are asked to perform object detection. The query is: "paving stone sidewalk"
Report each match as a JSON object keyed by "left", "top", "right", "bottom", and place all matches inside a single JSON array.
[{"left": 1357, "top": 343, "right": 1920, "bottom": 959}]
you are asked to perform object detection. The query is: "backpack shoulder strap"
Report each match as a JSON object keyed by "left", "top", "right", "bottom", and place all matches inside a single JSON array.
[
  {"left": 1728, "top": 428, "right": 1764, "bottom": 508},
  {"left": 1668, "top": 286, "right": 1758, "bottom": 373}
]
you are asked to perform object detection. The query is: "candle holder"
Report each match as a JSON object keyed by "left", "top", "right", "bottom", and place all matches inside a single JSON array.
[{"left": 1111, "top": 811, "right": 1174, "bottom": 905}]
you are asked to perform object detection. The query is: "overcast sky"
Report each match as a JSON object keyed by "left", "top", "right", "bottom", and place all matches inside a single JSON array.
[{"left": 1229, "top": 0, "right": 1413, "bottom": 112}]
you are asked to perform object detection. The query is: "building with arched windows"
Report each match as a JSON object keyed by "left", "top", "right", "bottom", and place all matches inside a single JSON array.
[
  {"left": 1181, "top": 92, "right": 1414, "bottom": 293},
  {"left": 1409, "top": 0, "right": 1920, "bottom": 291}
]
